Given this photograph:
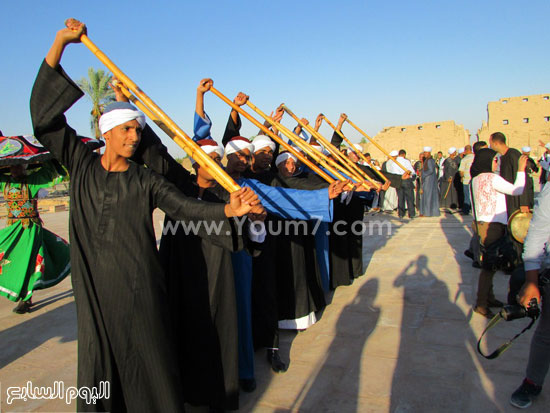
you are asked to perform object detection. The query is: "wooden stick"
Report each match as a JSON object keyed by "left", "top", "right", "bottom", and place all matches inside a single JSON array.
[
  {"left": 245, "top": 101, "right": 358, "bottom": 187},
  {"left": 345, "top": 117, "right": 409, "bottom": 173},
  {"left": 80, "top": 34, "right": 240, "bottom": 193},
  {"left": 282, "top": 105, "right": 374, "bottom": 182},
  {"left": 113, "top": 82, "right": 230, "bottom": 186},
  {"left": 322, "top": 115, "right": 389, "bottom": 183},
  {"left": 208, "top": 87, "right": 335, "bottom": 184},
  {"left": 282, "top": 105, "right": 381, "bottom": 189}
]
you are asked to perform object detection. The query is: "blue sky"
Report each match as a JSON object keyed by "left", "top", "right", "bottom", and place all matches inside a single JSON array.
[{"left": 1, "top": 1, "right": 549, "bottom": 157}]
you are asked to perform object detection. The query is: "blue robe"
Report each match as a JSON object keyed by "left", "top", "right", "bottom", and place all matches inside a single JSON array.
[{"left": 421, "top": 157, "right": 440, "bottom": 216}]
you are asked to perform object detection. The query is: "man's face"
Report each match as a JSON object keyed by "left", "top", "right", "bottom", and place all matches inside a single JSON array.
[
  {"left": 103, "top": 120, "right": 142, "bottom": 158},
  {"left": 348, "top": 151, "right": 359, "bottom": 163},
  {"left": 365, "top": 155, "right": 372, "bottom": 163},
  {"left": 278, "top": 158, "right": 296, "bottom": 177},
  {"left": 437, "top": 152, "right": 442, "bottom": 159},
  {"left": 253, "top": 147, "right": 273, "bottom": 170},
  {"left": 227, "top": 149, "right": 251, "bottom": 173},
  {"left": 196, "top": 152, "right": 222, "bottom": 181}
]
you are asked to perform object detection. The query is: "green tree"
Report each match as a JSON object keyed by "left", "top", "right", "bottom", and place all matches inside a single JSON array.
[
  {"left": 360, "top": 137, "right": 367, "bottom": 144},
  {"left": 77, "top": 68, "right": 115, "bottom": 139}
]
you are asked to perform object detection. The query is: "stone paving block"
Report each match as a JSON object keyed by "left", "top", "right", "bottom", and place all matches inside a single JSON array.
[{"left": 312, "top": 392, "right": 390, "bottom": 413}]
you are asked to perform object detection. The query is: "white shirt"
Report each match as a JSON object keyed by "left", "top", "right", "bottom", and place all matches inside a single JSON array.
[
  {"left": 471, "top": 172, "right": 526, "bottom": 224},
  {"left": 458, "top": 153, "right": 475, "bottom": 185},
  {"left": 386, "top": 156, "right": 415, "bottom": 176}
]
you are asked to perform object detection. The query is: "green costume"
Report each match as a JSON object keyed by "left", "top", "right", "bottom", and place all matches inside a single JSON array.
[{"left": 0, "top": 162, "right": 70, "bottom": 302}]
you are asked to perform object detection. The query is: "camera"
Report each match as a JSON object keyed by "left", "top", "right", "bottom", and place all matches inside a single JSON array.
[{"left": 500, "top": 298, "right": 540, "bottom": 321}]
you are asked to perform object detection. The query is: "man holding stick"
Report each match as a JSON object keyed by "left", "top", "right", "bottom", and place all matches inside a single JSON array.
[{"left": 31, "top": 19, "right": 260, "bottom": 412}]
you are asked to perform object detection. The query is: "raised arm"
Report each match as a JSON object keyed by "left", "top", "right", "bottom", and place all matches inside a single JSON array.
[
  {"left": 222, "top": 92, "right": 247, "bottom": 146},
  {"left": 31, "top": 19, "right": 91, "bottom": 174},
  {"left": 330, "top": 113, "right": 347, "bottom": 147}
]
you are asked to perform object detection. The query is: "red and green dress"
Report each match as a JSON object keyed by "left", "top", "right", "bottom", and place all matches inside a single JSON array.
[{"left": 0, "top": 163, "right": 70, "bottom": 302}]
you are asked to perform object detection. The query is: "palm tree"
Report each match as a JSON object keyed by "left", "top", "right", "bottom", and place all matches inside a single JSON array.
[{"left": 77, "top": 68, "right": 115, "bottom": 139}]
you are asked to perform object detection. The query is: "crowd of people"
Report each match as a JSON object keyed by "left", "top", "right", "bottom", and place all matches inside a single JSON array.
[{"left": 1, "top": 18, "right": 549, "bottom": 412}]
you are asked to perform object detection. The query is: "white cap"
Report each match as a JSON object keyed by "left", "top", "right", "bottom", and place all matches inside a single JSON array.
[
  {"left": 275, "top": 152, "right": 297, "bottom": 167},
  {"left": 252, "top": 135, "right": 275, "bottom": 153},
  {"left": 522, "top": 146, "right": 531, "bottom": 153},
  {"left": 545, "top": 143, "right": 550, "bottom": 150},
  {"left": 389, "top": 150, "right": 399, "bottom": 157},
  {"left": 191, "top": 139, "right": 224, "bottom": 165},
  {"left": 448, "top": 147, "right": 457, "bottom": 155},
  {"left": 224, "top": 137, "right": 254, "bottom": 156},
  {"left": 311, "top": 144, "right": 330, "bottom": 156},
  {"left": 353, "top": 144, "right": 363, "bottom": 152},
  {"left": 458, "top": 147, "right": 465, "bottom": 154},
  {"left": 423, "top": 146, "right": 432, "bottom": 152}
]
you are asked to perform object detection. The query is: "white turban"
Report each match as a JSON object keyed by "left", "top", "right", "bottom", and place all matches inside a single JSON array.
[
  {"left": 423, "top": 146, "right": 432, "bottom": 152},
  {"left": 545, "top": 143, "right": 550, "bottom": 150},
  {"left": 191, "top": 139, "right": 224, "bottom": 165},
  {"left": 458, "top": 147, "right": 465, "bottom": 154},
  {"left": 389, "top": 150, "right": 399, "bottom": 157},
  {"left": 252, "top": 135, "right": 276, "bottom": 153},
  {"left": 99, "top": 102, "right": 146, "bottom": 135},
  {"left": 522, "top": 146, "right": 531, "bottom": 153},
  {"left": 311, "top": 144, "right": 330, "bottom": 156},
  {"left": 275, "top": 152, "right": 297, "bottom": 167},
  {"left": 353, "top": 144, "right": 363, "bottom": 152},
  {"left": 448, "top": 147, "right": 457, "bottom": 155},
  {"left": 225, "top": 137, "right": 254, "bottom": 156}
]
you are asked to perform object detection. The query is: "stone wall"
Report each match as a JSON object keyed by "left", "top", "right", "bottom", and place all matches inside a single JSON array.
[
  {"left": 362, "top": 120, "right": 470, "bottom": 162},
  {"left": 477, "top": 93, "right": 550, "bottom": 159}
]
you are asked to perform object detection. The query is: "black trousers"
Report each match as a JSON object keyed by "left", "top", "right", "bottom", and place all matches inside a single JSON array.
[{"left": 397, "top": 179, "right": 415, "bottom": 218}]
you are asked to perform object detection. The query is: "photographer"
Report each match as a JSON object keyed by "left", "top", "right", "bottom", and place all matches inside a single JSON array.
[
  {"left": 470, "top": 148, "right": 527, "bottom": 318},
  {"left": 510, "top": 184, "right": 550, "bottom": 409}
]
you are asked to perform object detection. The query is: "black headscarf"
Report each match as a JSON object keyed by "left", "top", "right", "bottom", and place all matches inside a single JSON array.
[{"left": 470, "top": 148, "right": 496, "bottom": 179}]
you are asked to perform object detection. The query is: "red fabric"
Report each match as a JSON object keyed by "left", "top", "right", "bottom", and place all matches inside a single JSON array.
[{"left": 0, "top": 135, "right": 103, "bottom": 166}]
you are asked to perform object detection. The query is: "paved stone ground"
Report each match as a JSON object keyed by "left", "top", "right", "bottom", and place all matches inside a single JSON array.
[{"left": 0, "top": 209, "right": 548, "bottom": 412}]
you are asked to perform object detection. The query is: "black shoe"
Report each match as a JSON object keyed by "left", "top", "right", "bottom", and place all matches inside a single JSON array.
[
  {"left": 510, "top": 378, "right": 542, "bottom": 409},
  {"left": 13, "top": 300, "right": 32, "bottom": 314},
  {"left": 239, "top": 378, "right": 256, "bottom": 393},
  {"left": 267, "top": 349, "right": 288, "bottom": 373},
  {"left": 464, "top": 249, "right": 474, "bottom": 260},
  {"left": 472, "top": 261, "right": 481, "bottom": 269},
  {"left": 473, "top": 306, "right": 495, "bottom": 319},
  {"left": 487, "top": 298, "right": 504, "bottom": 308}
]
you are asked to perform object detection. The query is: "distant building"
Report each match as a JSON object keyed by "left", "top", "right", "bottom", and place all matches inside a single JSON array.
[
  {"left": 477, "top": 93, "right": 550, "bottom": 158},
  {"left": 362, "top": 120, "right": 470, "bottom": 161}
]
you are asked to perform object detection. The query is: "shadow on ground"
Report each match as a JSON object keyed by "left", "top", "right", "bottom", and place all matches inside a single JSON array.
[{"left": 0, "top": 300, "right": 76, "bottom": 369}]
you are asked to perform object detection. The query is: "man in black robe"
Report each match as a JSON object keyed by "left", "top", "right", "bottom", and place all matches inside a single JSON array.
[
  {"left": 128, "top": 112, "right": 265, "bottom": 410},
  {"left": 31, "top": 20, "right": 261, "bottom": 412},
  {"left": 521, "top": 146, "right": 538, "bottom": 209},
  {"left": 316, "top": 113, "right": 397, "bottom": 288},
  {"left": 490, "top": 132, "right": 531, "bottom": 261},
  {"left": 440, "top": 147, "right": 460, "bottom": 211},
  {"left": 489, "top": 132, "right": 531, "bottom": 214}
]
